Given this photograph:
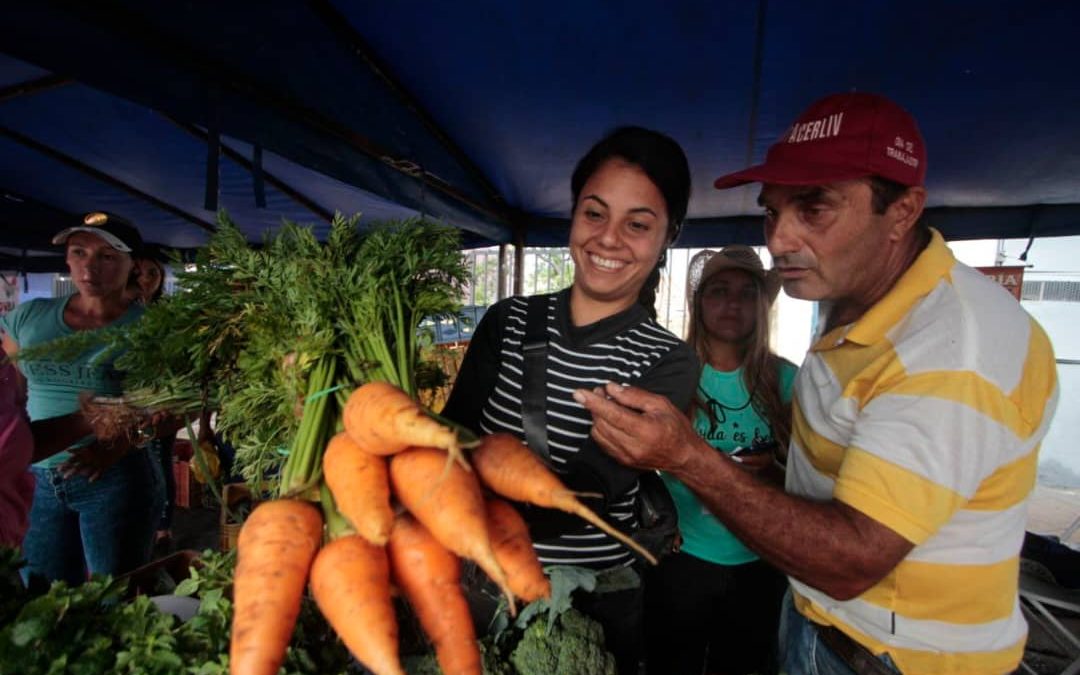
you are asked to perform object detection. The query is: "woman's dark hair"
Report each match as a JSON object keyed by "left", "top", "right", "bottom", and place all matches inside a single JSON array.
[
  {"left": 133, "top": 256, "right": 166, "bottom": 303},
  {"left": 571, "top": 126, "right": 692, "bottom": 318},
  {"left": 147, "top": 258, "right": 165, "bottom": 302}
]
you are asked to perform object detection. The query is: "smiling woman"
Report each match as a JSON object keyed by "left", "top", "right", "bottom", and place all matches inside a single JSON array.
[
  {"left": 440, "top": 126, "right": 699, "bottom": 675},
  {"left": 568, "top": 157, "right": 670, "bottom": 324}
]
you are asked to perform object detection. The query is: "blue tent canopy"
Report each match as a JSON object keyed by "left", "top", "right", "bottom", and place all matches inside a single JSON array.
[{"left": 2, "top": 1, "right": 1079, "bottom": 270}]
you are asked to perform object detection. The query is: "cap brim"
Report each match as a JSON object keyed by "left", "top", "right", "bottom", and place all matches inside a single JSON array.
[
  {"left": 51, "top": 227, "right": 133, "bottom": 253},
  {"left": 695, "top": 258, "right": 782, "bottom": 305},
  {"left": 714, "top": 162, "right": 876, "bottom": 190},
  {"left": 713, "top": 165, "right": 770, "bottom": 190}
]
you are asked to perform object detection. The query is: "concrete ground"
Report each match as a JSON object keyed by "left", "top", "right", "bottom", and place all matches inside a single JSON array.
[{"left": 1022, "top": 486, "right": 1080, "bottom": 674}]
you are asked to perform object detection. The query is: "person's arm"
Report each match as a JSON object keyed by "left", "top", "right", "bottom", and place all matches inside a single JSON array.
[
  {"left": 1, "top": 333, "right": 20, "bottom": 375},
  {"left": 575, "top": 383, "right": 913, "bottom": 600},
  {"left": 631, "top": 341, "right": 699, "bottom": 412},
  {"left": 5, "top": 331, "right": 135, "bottom": 464},
  {"left": 440, "top": 303, "right": 503, "bottom": 434},
  {"left": 29, "top": 414, "right": 93, "bottom": 463}
]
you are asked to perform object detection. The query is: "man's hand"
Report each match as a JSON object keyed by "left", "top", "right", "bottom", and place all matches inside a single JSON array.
[
  {"left": 573, "top": 382, "right": 703, "bottom": 472},
  {"left": 59, "top": 438, "right": 131, "bottom": 481},
  {"left": 577, "top": 384, "right": 912, "bottom": 599}
]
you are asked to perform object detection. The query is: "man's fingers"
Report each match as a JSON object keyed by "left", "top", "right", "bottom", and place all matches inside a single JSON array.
[
  {"left": 573, "top": 388, "right": 639, "bottom": 428},
  {"left": 601, "top": 382, "right": 670, "bottom": 414},
  {"left": 573, "top": 388, "right": 648, "bottom": 463}
]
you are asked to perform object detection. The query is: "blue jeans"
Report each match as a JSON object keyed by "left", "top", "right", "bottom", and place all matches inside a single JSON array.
[
  {"left": 779, "top": 589, "right": 901, "bottom": 675},
  {"left": 153, "top": 436, "right": 177, "bottom": 530},
  {"left": 21, "top": 448, "right": 165, "bottom": 587}
]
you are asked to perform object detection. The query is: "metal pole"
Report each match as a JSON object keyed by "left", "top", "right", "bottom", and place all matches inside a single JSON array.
[
  {"left": 497, "top": 243, "right": 508, "bottom": 301},
  {"left": 513, "top": 225, "right": 526, "bottom": 296}
]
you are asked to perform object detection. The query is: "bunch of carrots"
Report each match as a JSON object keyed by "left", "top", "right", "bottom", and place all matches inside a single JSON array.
[{"left": 229, "top": 380, "right": 656, "bottom": 675}]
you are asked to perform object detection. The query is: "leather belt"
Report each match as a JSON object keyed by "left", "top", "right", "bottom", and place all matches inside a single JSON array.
[{"left": 816, "top": 624, "right": 896, "bottom": 675}]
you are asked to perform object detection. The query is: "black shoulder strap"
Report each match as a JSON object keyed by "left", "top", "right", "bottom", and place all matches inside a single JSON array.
[{"left": 521, "top": 295, "right": 550, "bottom": 462}]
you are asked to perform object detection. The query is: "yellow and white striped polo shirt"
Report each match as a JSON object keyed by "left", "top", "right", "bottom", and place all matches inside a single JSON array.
[{"left": 787, "top": 229, "right": 1058, "bottom": 675}]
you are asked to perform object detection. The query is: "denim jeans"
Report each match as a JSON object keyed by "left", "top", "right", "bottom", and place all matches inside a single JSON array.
[
  {"left": 779, "top": 589, "right": 901, "bottom": 675},
  {"left": 153, "top": 436, "right": 176, "bottom": 531},
  {"left": 21, "top": 447, "right": 165, "bottom": 587}
]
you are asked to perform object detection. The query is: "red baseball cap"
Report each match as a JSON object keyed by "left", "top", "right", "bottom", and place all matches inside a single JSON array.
[{"left": 714, "top": 92, "right": 926, "bottom": 189}]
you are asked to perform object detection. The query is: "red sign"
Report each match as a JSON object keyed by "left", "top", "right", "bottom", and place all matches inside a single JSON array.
[
  {"left": 975, "top": 266, "right": 1024, "bottom": 301},
  {"left": 0, "top": 274, "right": 18, "bottom": 316}
]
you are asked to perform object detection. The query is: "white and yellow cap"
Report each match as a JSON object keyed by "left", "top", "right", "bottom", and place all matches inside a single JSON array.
[{"left": 51, "top": 212, "right": 144, "bottom": 254}]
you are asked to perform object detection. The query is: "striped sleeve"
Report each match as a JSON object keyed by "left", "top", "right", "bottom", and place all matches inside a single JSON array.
[{"left": 834, "top": 315, "right": 1057, "bottom": 545}]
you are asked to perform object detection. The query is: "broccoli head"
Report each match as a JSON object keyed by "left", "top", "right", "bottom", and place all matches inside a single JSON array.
[{"left": 509, "top": 608, "right": 616, "bottom": 675}]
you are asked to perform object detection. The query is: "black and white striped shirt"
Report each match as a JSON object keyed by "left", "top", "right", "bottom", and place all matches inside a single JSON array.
[{"left": 443, "top": 289, "right": 698, "bottom": 569}]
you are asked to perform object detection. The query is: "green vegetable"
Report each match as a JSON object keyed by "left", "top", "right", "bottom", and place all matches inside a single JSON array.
[
  {"left": 16, "top": 213, "right": 470, "bottom": 496},
  {"left": 340, "top": 221, "right": 469, "bottom": 396},
  {"left": 508, "top": 608, "right": 616, "bottom": 675},
  {"left": 453, "top": 566, "right": 624, "bottom": 675},
  {"left": 0, "top": 548, "right": 357, "bottom": 675}
]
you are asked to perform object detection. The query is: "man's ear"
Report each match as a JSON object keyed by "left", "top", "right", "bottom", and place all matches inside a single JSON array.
[{"left": 888, "top": 187, "right": 927, "bottom": 241}]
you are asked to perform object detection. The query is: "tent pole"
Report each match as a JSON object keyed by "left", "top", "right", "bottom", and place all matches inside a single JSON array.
[
  {"left": 0, "top": 75, "right": 72, "bottom": 104},
  {"left": 497, "top": 243, "right": 508, "bottom": 301},
  {"left": 513, "top": 225, "right": 526, "bottom": 296},
  {"left": 740, "top": 0, "right": 768, "bottom": 213}
]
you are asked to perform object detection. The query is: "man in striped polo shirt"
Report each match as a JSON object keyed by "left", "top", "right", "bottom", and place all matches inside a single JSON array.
[{"left": 577, "top": 92, "right": 1058, "bottom": 674}]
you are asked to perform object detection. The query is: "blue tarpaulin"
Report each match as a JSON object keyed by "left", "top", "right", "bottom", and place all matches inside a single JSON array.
[{"left": 1, "top": 1, "right": 1079, "bottom": 270}]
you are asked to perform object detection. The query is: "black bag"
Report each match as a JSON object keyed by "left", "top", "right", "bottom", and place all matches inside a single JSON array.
[
  {"left": 632, "top": 470, "right": 680, "bottom": 560},
  {"left": 520, "top": 295, "right": 680, "bottom": 562}
]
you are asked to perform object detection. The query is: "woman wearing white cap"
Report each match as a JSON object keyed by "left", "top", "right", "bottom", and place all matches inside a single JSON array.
[
  {"left": 644, "top": 245, "right": 795, "bottom": 675},
  {"left": 1, "top": 212, "right": 164, "bottom": 586}
]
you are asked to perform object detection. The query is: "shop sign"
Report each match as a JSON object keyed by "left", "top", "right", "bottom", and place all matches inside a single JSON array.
[
  {"left": 0, "top": 274, "right": 17, "bottom": 316},
  {"left": 975, "top": 265, "right": 1024, "bottom": 301}
]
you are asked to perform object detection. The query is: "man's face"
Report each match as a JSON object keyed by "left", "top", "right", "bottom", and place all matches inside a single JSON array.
[{"left": 758, "top": 180, "right": 892, "bottom": 308}]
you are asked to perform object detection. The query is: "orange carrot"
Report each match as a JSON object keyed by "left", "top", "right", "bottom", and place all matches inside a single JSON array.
[
  {"left": 343, "top": 381, "right": 468, "bottom": 467},
  {"left": 472, "top": 432, "right": 659, "bottom": 565},
  {"left": 485, "top": 498, "right": 551, "bottom": 603},
  {"left": 389, "top": 447, "right": 516, "bottom": 612},
  {"left": 387, "top": 514, "right": 481, "bottom": 675},
  {"left": 323, "top": 432, "right": 395, "bottom": 545},
  {"left": 230, "top": 499, "right": 323, "bottom": 675},
  {"left": 310, "top": 535, "right": 404, "bottom": 675}
]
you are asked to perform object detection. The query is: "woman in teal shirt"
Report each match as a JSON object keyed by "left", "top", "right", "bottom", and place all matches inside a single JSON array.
[
  {"left": 2, "top": 213, "right": 164, "bottom": 587},
  {"left": 646, "top": 245, "right": 796, "bottom": 675}
]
